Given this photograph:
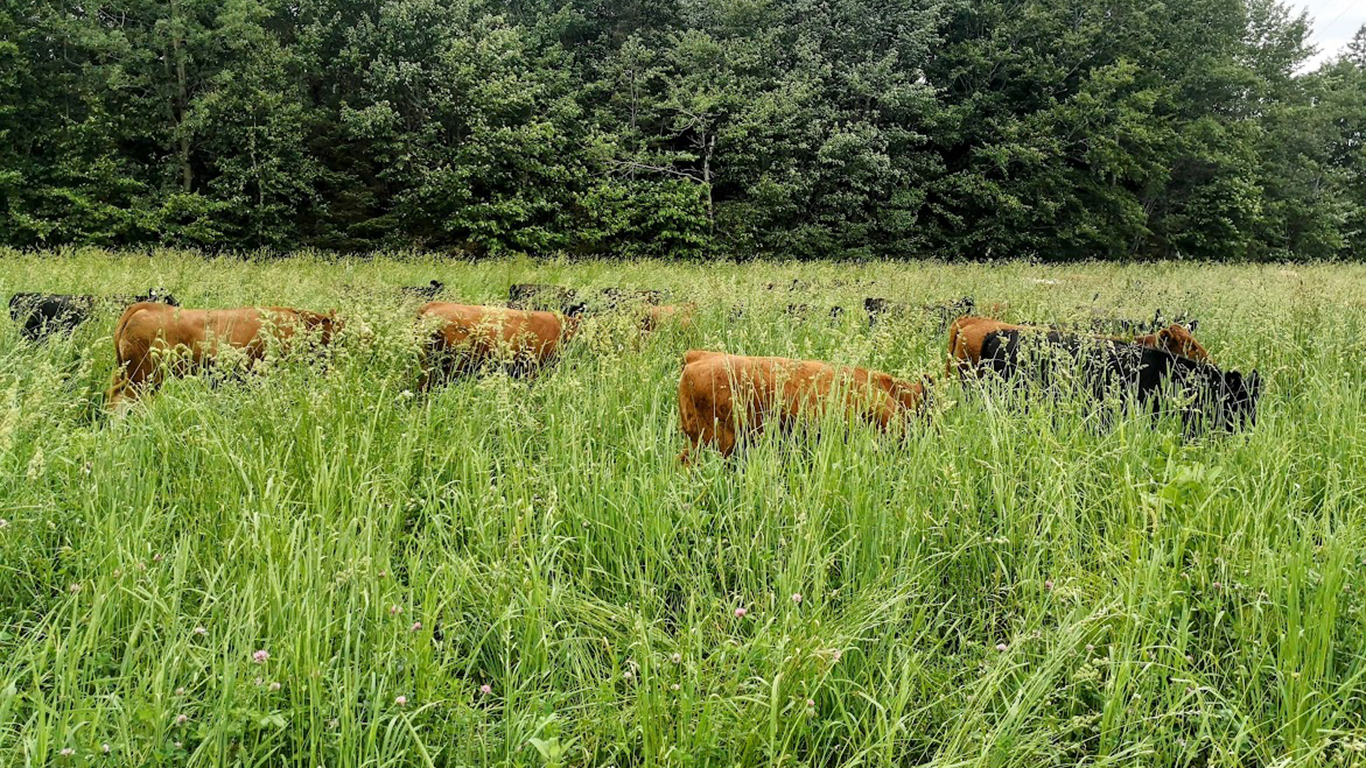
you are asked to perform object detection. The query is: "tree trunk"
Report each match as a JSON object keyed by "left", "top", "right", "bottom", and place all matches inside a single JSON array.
[
  {"left": 170, "top": 0, "right": 192, "bottom": 192},
  {"left": 702, "top": 133, "right": 715, "bottom": 234}
]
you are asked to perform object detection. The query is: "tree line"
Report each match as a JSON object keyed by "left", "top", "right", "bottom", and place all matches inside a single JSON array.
[{"left": 2, "top": 0, "right": 1364, "bottom": 260}]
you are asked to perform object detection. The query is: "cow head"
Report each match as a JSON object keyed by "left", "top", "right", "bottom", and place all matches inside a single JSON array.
[
  {"left": 1151, "top": 323, "right": 1210, "bottom": 362},
  {"left": 299, "top": 310, "right": 342, "bottom": 346},
  {"left": 138, "top": 288, "right": 180, "bottom": 306},
  {"left": 889, "top": 374, "right": 933, "bottom": 416}
]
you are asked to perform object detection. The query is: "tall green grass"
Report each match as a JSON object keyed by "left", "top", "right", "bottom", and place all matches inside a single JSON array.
[{"left": 1, "top": 248, "right": 1364, "bottom": 766}]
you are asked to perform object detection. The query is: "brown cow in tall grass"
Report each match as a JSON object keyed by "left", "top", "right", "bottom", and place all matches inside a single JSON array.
[
  {"left": 677, "top": 350, "right": 930, "bottom": 463},
  {"left": 107, "top": 303, "right": 339, "bottom": 410},
  {"left": 417, "top": 302, "right": 580, "bottom": 387},
  {"left": 640, "top": 303, "right": 697, "bottom": 333}
]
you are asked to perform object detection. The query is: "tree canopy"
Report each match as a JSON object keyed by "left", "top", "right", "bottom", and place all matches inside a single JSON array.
[{"left": 2, "top": 0, "right": 1363, "bottom": 259}]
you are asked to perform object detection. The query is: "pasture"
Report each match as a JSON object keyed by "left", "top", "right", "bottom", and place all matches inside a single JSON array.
[{"left": 1, "top": 249, "right": 1364, "bottom": 767}]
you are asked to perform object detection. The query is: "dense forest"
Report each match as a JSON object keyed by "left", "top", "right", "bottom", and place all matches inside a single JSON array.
[{"left": 2, "top": 0, "right": 1364, "bottom": 260}]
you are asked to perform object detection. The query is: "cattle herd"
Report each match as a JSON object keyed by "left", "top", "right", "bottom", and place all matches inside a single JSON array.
[{"left": 8, "top": 281, "right": 1262, "bottom": 458}]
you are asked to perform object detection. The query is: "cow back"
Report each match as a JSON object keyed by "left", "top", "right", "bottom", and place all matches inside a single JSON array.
[{"left": 9, "top": 293, "right": 96, "bottom": 339}]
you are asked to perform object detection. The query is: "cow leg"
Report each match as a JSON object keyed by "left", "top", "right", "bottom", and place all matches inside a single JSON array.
[
  {"left": 418, "top": 331, "right": 453, "bottom": 391},
  {"left": 417, "top": 349, "right": 440, "bottom": 392},
  {"left": 677, "top": 378, "right": 702, "bottom": 464},
  {"left": 711, "top": 397, "right": 740, "bottom": 458},
  {"left": 679, "top": 376, "right": 735, "bottom": 463},
  {"left": 869, "top": 394, "right": 898, "bottom": 434},
  {"left": 681, "top": 415, "right": 733, "bottom": 462},
  {"left": 106, "top": 370, "right": 132, "bottom": 412},
  {"left": 677, "top": 440, "right": 698, "bottom": 466},
  {"left": 107, "top": 343, "right": 161, "bottom": 412},
  {"left": 714, "top": 419, "right": 738, "bottom": 457},
  {"left": 424, "top": 353, "right": 464, "bottom": 390}
]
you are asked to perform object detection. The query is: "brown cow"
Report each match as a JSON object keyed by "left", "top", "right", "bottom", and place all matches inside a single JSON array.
[
  {"left": 677, "top": 350, "right": 930, "bottom": 463},
  {"left": 1132, "top": 323, "right": 1209, "bottom": 361},
  {"left": 947, "top": 316, "right": 1209, "bottom": 377},
  {"left": 641, "top": 303, "right": 697, "bottom": 333},
  {"left": 107, "top": 303, "right": 340, "bottom": 410},
  {"left": 417, "top": 302, "right": 579, "bottom": 387}
]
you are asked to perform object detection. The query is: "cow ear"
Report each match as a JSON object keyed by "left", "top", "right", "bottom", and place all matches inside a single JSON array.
[{"left": 1187, "top": 319, "right": 1199, "bottom": 333}]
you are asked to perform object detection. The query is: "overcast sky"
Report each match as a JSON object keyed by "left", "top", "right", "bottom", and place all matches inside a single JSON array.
[{"left": 1294, "top": 0, "right": 1366, "bottom": 68}]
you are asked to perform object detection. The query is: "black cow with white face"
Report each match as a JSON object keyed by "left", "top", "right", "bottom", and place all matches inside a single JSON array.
[{"left": 976, "top": 328, "right": 1261, "bottom": 433}]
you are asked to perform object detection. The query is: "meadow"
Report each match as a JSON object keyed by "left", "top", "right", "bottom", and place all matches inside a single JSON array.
[{"left": 1, "top": 249, "right": 1365, "bottom": 767}]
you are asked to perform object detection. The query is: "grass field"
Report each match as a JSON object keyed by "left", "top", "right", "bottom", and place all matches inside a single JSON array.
[{"left": 2, "top": 249, "right": 1365, "bottom": 767}]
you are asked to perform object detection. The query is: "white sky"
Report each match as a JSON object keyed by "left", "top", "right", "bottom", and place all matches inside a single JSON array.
[{"left": 1293, "top": 0, "right": 1366, "bottom": 68}]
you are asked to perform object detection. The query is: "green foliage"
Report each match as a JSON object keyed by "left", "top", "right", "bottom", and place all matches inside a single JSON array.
[
  {"left": 1303, "top": 31, "right": 1366, "bottom": 257},
  {"left": 1, "top": 2, "right": 1364, "bottom": 258}
]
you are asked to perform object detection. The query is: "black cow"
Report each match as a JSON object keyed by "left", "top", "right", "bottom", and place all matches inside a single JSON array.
[
  {"left": 600, "top": 287, "right": 665, "bottom": 307},
  {"left": 864, "top": 297, "right": 908, "bottom": 326},
  {"left": 9, "top": 294, "right": 94, "bottom": 340},
  {"left": 401, "top": 280, "right": 445, "bottom": 299},
  {"left": 976, "top": 328, "right": 1260, "bottom": 433},
  {"left": 866, "top": 296, "right": 975, "bottom": 329},
  {"left": 785, "top": 304, "right": 845, "bottom": 322},
  {"left": 766, "top": 278, "right": 811, "bottom": 292},
  {"left": 9, "top": 289, "right": 179, "bottom": 341},
  {"left": 1080, "top": 310, "right": 1162, "bottom": 336},
  {"left": 508, "top": 283, "right": 586, "bottom": 316}
]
